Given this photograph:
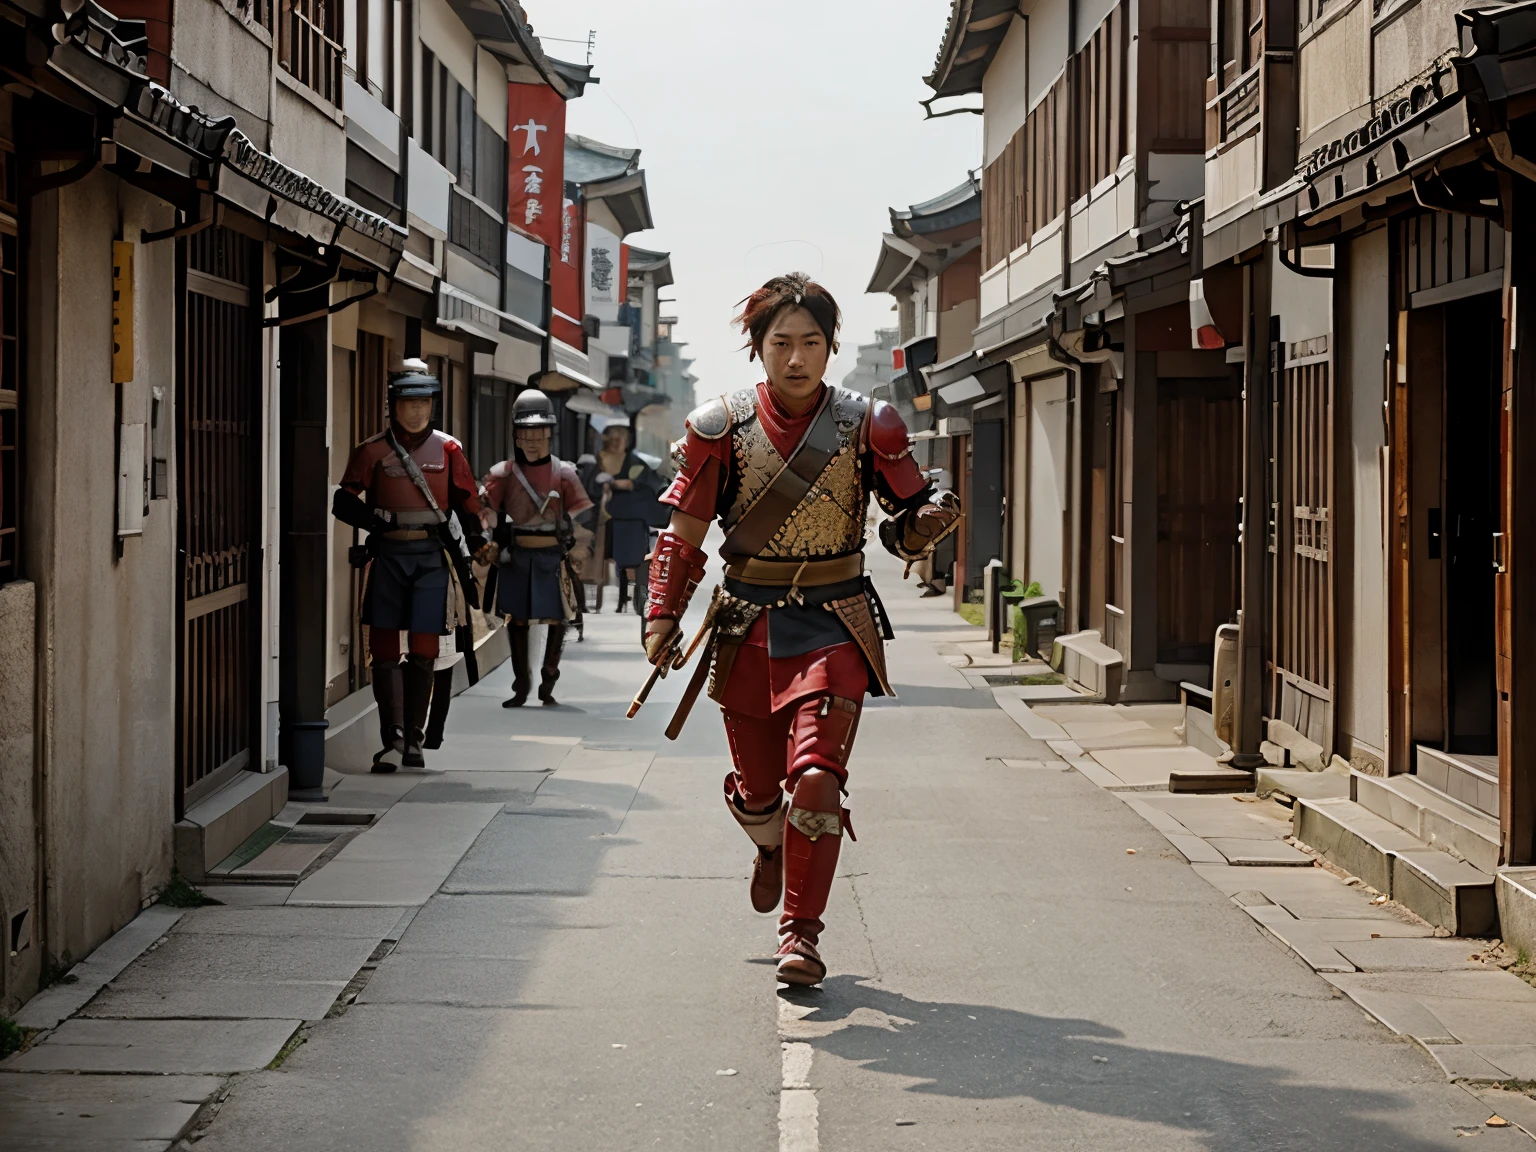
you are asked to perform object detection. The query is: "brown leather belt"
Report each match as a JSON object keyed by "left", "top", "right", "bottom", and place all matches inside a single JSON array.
[
  {"left": 724, "top": 553, "right": 864, "bottom": 588},
  {"left": 514, "top": 535, "right": 559, "bottom": 549},
  {"left": 382, "top": 529, "right": 431, "bottom": 541}
]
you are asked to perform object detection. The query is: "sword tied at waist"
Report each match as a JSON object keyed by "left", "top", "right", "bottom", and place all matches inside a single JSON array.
[{"left": 626, "top": 588, "right": 719, "bottom": 739}]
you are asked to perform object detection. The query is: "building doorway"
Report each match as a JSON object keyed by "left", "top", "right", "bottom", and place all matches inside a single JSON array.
[
  {"left": 1442, "top": 293, "right": 1500, "bottom": 757},
  {"left": 175, "top": 227, "right": 262, "bottom": 814},
  {"left": 1156, "top": 375, "right": 1241, "bottom": 681}
]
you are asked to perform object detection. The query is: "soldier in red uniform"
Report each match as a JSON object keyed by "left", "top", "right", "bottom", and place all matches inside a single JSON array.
[
  {"left": 333, "top": 362, "right": 491, "bottom": 772},
  {"left": 641, "top": 274, "right": 960, "bottom": 985},
  {"left": 481, "top": 389, "right": 594, "bottom": 707}
]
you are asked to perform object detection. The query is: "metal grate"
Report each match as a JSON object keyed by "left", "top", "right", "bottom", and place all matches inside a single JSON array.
[
  {"left": 1271, "top": 351, "right": 1335, "bottom": 749},
  {"left": 178, "top": 228, "right": 260, "bottom": 807},
  {"left": 449, "top": 187, "right": 502, "bottom": 273},
  {"left": 275, "top": 0, "right": 343, "bottom": 107}
]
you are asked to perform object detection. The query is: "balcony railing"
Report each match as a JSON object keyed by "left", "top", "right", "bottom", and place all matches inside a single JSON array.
[
  {"left": 1207, "top": 62, "right": 1261, "bottom": 148},
  {"left": 448, "top": 187, "right": 501, "bottom": 273},
  {"left": 255, "top": 0, "right": 343, "bottom": 107}
]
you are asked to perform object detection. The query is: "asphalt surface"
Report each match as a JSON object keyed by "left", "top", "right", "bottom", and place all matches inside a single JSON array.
[{"left": 192, "top": 546, "right": 1521, "bottom": 1151}]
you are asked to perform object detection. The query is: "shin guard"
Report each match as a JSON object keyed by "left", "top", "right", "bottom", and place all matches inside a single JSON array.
[
  {"left": 778, "top": 767, "right": 845, "bottom": 984},
  {"left": 725, "top": 773, "right": 785, "bottom": 914}
]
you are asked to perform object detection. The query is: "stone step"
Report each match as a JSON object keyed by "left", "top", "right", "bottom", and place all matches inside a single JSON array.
[
  {"left": 1258, "top": 766, "right": 1350, "bottom": 804},
  {"left": 1266, "top": 719, "right": 1326, "bottom": 771},
  {"left": 1353, "top": 771, "right": 1500, "bottom": 873},
  {"left": 1294, "top": 796, "right": 1496, "bottom": 936},
  {"left": 1416, "top": 745, "right": 1500, "bottom": 819},
  {"left": 1496, "top": 869, "right": 1536, "bottom": 960}
]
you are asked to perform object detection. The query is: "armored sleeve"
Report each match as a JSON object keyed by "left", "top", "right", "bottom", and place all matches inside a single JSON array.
[
  {"left": 339, "top": 440, "right": 380, "bottom": 497},
  {"left": 444, "top": 439, "right": 484, "bottom": 518},
  {"left": 659, "top": 424, "right": 729, "bottom": 523},
  {"left": 558, "top": 462, "right": 595, "bottom": 517},
  {"left": 480, "top": 461, "right": 509, "bottom": 513},
  {"left": 867, "top": 400, "right": 930, "bottom": 510}
]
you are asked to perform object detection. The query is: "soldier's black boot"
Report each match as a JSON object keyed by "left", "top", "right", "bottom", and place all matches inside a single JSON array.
[
  {"left": 370, "top": 660, "right": 405, "bottom": 774},
  {"left": 539, "top": 623, "right": 566, "bottom": 706},
  {"left": 504, "top": 623, "right": 532, "bottom": 708},
  {"left": 402, "top": 654, "right": 434, "bottom": 769},
  {"left": 424, "top": 667, "right": 454, "bottom": 749}
]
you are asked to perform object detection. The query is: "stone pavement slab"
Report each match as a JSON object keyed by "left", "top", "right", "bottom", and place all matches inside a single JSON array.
[
  {"left": 441, "top": 808, "right": 620, "bottom": 895},
  {"left": 0, "top": 1071, "right": 223, "bottom": 1151},
  {"left": 1205, "top": 837, "right": 1314, "bottom": 866},
  {"left": 395, "top": 770, "right": 549, "bottom": 804},
  {"left": 1138, "top": 794, "right": 1293, "bottom": 840},
  {"left": 1191, "top": 862, "right": 1407, "bottom": 919},
  {"left": 172, "top": 906, "right": 405, "bottom": 938},
  {"left": 1090, "top": 746, "right": 1226, "bottom": 787},
  {"left": 82, "top": 930, "right": 380, "bottom": 1021},
  {"left": 287, "top": 801, "right": 501, "bottom": 906},
  {"left": 993, "top": 693, "right": 1068, "bottom": 740},
  {"left": 1166, "top": 832, "right": 1227, "bottom": 864},
  {"left": 1238, "top": 902, "right": 1357, "bottom": 972},
  {"left": 417, "top": 732, "right": 574, "bottom": 772},
  {"left": 1334, "top": 937, "right": 1494, "bottom": 972},
  {"left": 11, "top": 1017, "right": 299, "bottom": 1073},
  {"left": 12, "top": 906, "right": 183, "bottom": 1030}
]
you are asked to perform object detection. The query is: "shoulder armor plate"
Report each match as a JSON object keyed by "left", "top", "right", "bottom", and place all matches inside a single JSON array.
[
  {"left": 831, "top": 387, "right": 870, "bottom": 435},
  {"left": 726, "top": 387, "right": 758, "bottom": 425},
  {"left": 868, "top": 399, "right": 914, "bottom": 460},
  {"left": 687, "top": 396, "right": 731, "bottom": 440}
]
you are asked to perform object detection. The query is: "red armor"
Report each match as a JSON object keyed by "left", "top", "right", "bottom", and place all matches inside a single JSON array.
[
  {"left": 340, "top": 429, "right": 479, "bottom": 516},
  {"left": 659, "top": 380, "right": 956, "bottom": 986}
]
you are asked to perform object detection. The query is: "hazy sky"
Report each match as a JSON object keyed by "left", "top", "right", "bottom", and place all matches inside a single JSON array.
[{"left": 532, "top": 0, "right": 982, "bottom": 400}]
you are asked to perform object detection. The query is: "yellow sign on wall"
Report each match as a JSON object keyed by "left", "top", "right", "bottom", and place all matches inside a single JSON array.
[{"left": 112, "top": 240, "right": 134, "bottom": 383}]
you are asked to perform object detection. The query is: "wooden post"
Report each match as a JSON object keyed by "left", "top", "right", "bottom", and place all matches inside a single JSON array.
[
  {"left": 1232, "top": 256, "right": 1271, "bottom": 763},
  {"left": 1500, "top": 178, "right": 1536, "bottom": 864}
]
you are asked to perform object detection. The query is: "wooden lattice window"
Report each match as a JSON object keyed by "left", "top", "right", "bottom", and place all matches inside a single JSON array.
[
  {"left": 276, "top": 0, "right": 344, "bottom": 106},
  {"left": 0, "top": 143, "right": 19, "bottom": 584}
]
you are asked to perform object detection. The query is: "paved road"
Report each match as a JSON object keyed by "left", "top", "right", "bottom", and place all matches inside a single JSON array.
[{"left": 194, "top": 548, "right": 1519, "bottom": 1151}]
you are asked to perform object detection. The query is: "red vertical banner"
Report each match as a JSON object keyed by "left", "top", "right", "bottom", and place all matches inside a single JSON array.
[
  {"left": 550, "top": 197, "right": 585, "bottom": 348},
  {"left": 619, "top": 242, "right": 630, "bottom": 306},
  {"left": 506, "top": 81, "right": 566, "bottom": 249}
]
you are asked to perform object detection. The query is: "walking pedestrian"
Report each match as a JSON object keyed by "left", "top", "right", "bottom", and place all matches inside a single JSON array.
[
  {"left": 481, "top": 389, "right": 594, "bottom": 707},
  {"left": 332, "top": 361, "right": 492, "bottom": 772},
  {"left": 640, "top": 273, "right": 960, "bottom": 985}
]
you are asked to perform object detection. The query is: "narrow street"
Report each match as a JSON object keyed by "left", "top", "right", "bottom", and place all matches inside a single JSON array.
[{"left": 101, "top": 549, "right": 1510, "bottom": 1152}]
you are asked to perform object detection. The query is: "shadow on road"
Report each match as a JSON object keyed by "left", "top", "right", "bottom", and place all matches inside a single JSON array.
[{"left": 781, "top": 976, "right": 1462, "bottom": 1151}]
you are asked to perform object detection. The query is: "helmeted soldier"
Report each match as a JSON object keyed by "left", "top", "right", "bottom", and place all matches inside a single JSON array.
[
  {"left": 481, "top": 388, "right": 594, "bottom": 707},
  {"left": 333, "top": 360, "right": 492, "bottom": 771},
  {"left": 641, "top": 273, "right": 961, "bottom": 986}
]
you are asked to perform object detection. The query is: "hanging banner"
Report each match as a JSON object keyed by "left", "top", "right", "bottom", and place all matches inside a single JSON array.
[
  {"left": 550, "top": 190, "right": 584, "bottom": 348},
  {"left": 506, "top": 81, "right": 566, "bottom": 249},
  {"left": 585, "top": 221, "right": 622, "bottom": 323}
]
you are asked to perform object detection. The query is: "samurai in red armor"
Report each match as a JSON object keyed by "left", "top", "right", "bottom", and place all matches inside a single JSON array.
[
  {"left": 333, "top": 361, "right": 493, "bottom": 772},
  {"left": 642, "top": 274, "right": 961, "bottom": 986}
]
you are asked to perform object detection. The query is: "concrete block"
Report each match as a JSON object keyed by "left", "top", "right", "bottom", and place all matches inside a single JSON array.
[
  {"left": 1257, "top": 766, "right": 1349, "bottom": 803},
  {"left": 11, "top": 1017, "right": 300, "bottom": 1074},
  {"left": 1050, "top": 629, "right": 1123, "bottom": 704},
  {"left": 175, "top": 767, "right": 290, "bottom": 880},
  {"left": 1260, "top": 740, "right": 1290, "bottom": 767},
  {"left": 1497, "top": 869, "right": 1536, "bottom": 961},
  {"left": 1392, "top": 850, "right": 1497, "bottom": 937},
  {"left": 1168, "top": 767, "right": 1255, "bottom": 793},
  {"left": 1293, "top": 797, "right": 1421, "bottom": 897},
  {"left": 1265, "top": 719, "right": 1326, "bottom": 771}
]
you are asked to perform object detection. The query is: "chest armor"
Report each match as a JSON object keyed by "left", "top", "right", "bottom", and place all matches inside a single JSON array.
[
  {"left": 369, "top": 432, "right": 450, "bottom": 512},
  {"left": 724, "top": 388, "right": 869, "bottom": 560},
  {"left": 501, "top": 460, "right": 569, "bottom": 529}
]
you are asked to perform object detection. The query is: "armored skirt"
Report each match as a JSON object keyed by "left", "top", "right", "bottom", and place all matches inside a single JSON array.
[
  {"left": 363, "top": 542, "right": 451, "bottom": 635},
  {"left": 494, "top": 546, "right": 568, "bottom": 624}
]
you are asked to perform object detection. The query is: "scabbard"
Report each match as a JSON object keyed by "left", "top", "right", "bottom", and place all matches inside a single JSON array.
[
  {"left": 664, "top": 632, "right": 715, "bottom": 742},
  {"left": 456, "top": 623, "right": 480, "bottom": 686}
]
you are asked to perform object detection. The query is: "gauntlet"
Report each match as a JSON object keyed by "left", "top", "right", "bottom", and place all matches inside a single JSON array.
[
  {"left": 646, "top": 530, "right": 708, "bottom": 621},
  {"left": 879, "top": 489, "right": 962, "bottom": 562}
]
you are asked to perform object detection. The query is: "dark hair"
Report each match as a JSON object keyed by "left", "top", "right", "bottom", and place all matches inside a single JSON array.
[{"left": 733, "top": 272, "right": 841, "bottom": 362}]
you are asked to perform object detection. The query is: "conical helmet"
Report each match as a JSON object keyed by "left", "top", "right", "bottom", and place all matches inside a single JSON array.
[{"left": 512, "top": 388, "right": 557, "bottom": 427}]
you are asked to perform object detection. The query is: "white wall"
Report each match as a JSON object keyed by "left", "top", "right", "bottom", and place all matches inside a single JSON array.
[
  {"left": 1342, "top": 229, "right": 1390, "bottom": 758},
  {"left": 1026, "top": 0, "right": 1070, "bottom": 110},
  {"left": 983, "top": 16, "right": 1031, "bottom": 167},
  {"left": 1028, "top": 372, "right": 1071, "bottom": 601},
  {"left": 477, "top": 46, "right": 508, "bottom": 138},
  {"left": 420, "top": 0, "right": 475, "bottom": 91}
]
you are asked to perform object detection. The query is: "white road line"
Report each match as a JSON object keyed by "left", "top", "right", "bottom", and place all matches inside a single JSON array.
[{"left": 779, "top": 1000, "right": 819, "bottom": 1151}]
